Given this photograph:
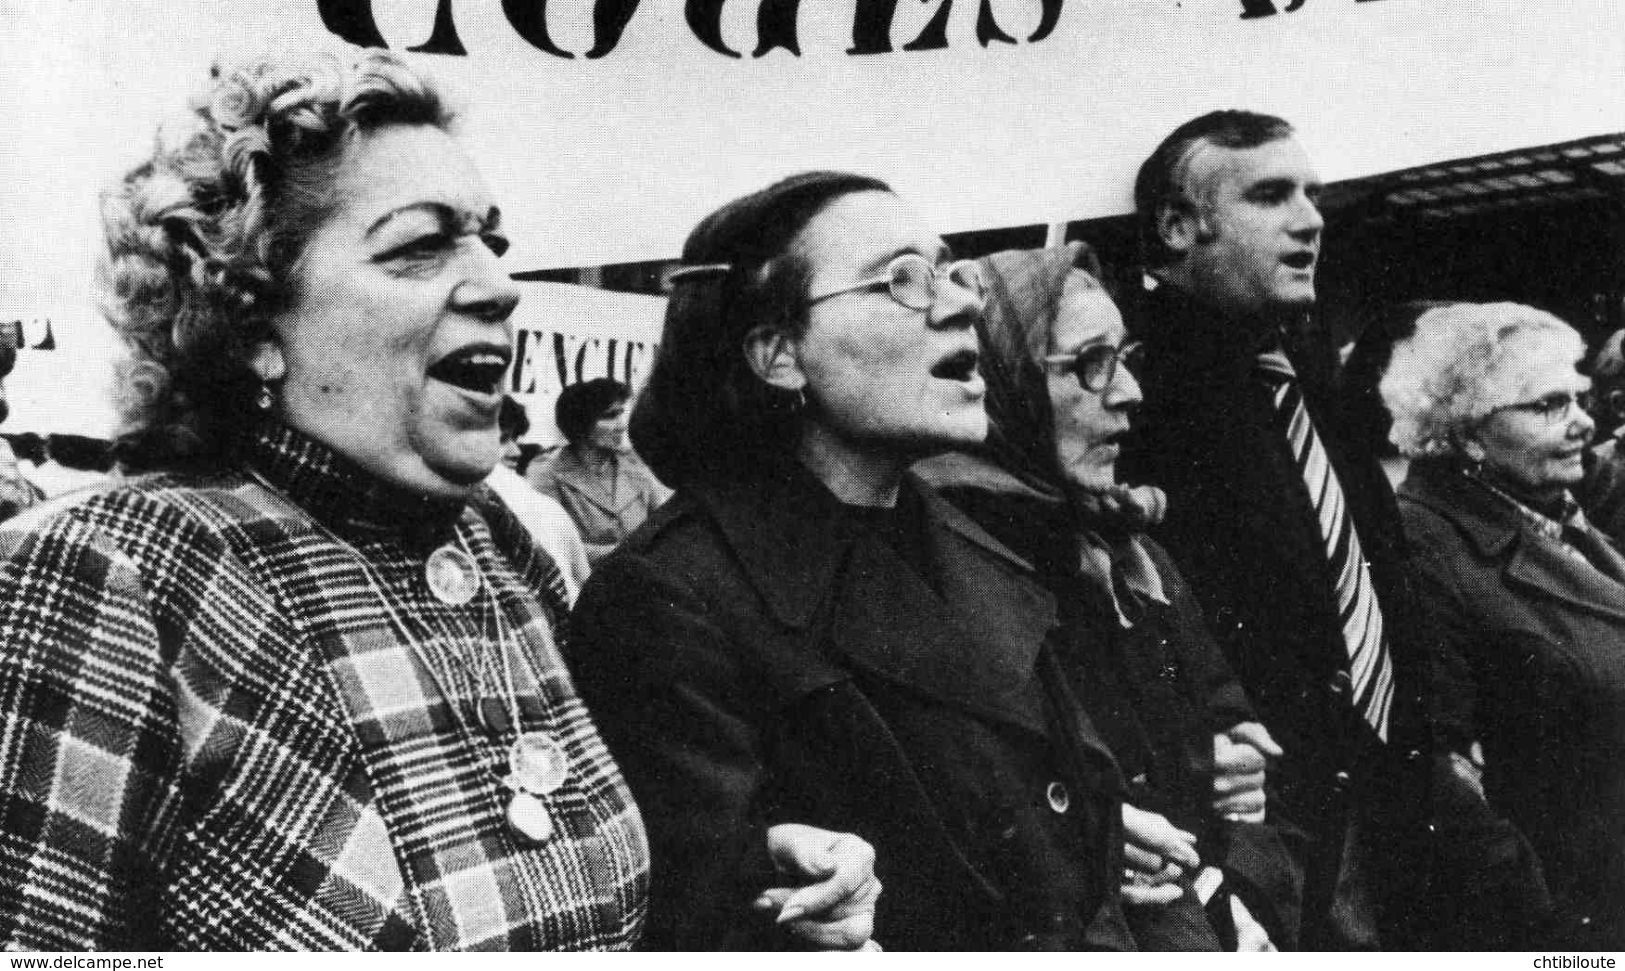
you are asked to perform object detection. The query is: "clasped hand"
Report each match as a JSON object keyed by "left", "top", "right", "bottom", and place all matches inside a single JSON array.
[
  {"left": 1120, "top": 804, "right": 1201, "bottom": 906},
  {"left": 753, "top": 823, "right": 882, "bottom": 950},
  {"left": 1211, "top": 721, "right": 1282, "bottom": 823}
]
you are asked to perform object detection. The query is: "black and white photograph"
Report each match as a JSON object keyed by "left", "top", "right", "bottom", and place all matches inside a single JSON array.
[{"left": 0, "top": 0, "right": 1622, "bottom": 954}]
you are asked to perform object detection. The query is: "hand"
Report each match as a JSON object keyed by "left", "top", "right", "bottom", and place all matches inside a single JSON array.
[
  {"left": 1120, "top": 804, "right": 1200, "bottom": 907},
  {"left": 755, "top": 823, "right": 880, "bottom": 950},
  {"left": 1448, "top": 740, "right": 1487, "bottom": 802},
  {"left": 1212, "top": 721, "right": 1282, "bottom": 823},
  {"left": 1230, "top": 894, "right": 1277, "bottom": 952}
]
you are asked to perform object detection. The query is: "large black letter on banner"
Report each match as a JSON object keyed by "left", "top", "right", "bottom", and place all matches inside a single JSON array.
[
  {"left": 687, "top": 0, "right": 803, "bottom": 57},
  {"left": 316, "top": 0, "right": 468, "bottom": 52},
  {"left": 587, "top": 0, "right": 642, "bottom": 58},
  {"left": 753, "top": 0, "right": 803, "bottom": 56},
  {"left": 848, "top": 0, "right": 953, "bottom": 55},
  {"left": 317, "top": 0, "right": 389, "bottom": 47},
  {"left": 408, "top": 0, "right": 467, "bottom": 55},
  {"left": 975, "top": 0, "right": 1063, "bottom": 45},
  {"left": 505, "top": 0, "right": 642, "bottom": 58},
  {"left": 686, "top": 0, "right": 740, "bottom": 57}
]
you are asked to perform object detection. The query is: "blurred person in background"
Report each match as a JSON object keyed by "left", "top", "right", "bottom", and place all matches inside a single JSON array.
[
  {"left": 1382, "top": 302, "right": 1625, "bottom": 949},
  {"left": 526, "top": 377, "right": 670, "bottom": 566},
  {"left": 21, "top": 434, "right": 116, "bottom": 498},
  {"left": 1579, "top": 326, "right": 1625, "bottom": 542},
  {"left": 0, "top": 330, "right": 44, "bottom": 520},
  {"left": 487, "top": 395, "right": 590, "bottom": 601}
]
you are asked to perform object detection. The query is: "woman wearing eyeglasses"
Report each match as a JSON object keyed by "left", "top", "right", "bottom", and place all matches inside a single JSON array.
[
  {"left": 1381, "top": 302, "right": 1625, "bottom": 949},
  {"left": 916, "top": 245, "right": 1303, "bottom": 950},
  {"left": 568, "top": 174, "right": 1126, "bottom": 950}
]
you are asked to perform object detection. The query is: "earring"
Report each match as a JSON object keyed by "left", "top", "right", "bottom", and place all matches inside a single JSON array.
[
  {"left": 793, "top": 388, "right": 806, "bottom": 413},
  {"left": 256, "top": 382, "right": 274, "bottom": 411}
]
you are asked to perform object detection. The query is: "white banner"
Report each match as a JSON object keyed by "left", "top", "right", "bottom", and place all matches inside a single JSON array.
[
  {"left": 1, "top": 0, "right": 1622, "bottom": 432},
  {"left": 508, "top": 281, "right": 666, "bottom": 443}
]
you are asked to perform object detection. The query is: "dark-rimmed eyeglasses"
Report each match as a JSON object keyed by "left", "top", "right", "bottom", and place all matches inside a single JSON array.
[
  {"left": 1489, "top": 390, "right": 1594, "bottom": 424},
  {"left": 806, "top": 253, "right": 985, "bottom": 311},
  {"left": 1043, "top": 342, "right": 1143, "bottom": 393}
]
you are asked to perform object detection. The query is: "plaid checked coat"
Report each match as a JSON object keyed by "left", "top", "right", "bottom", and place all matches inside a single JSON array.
[{"left": 0, "top": 423, "right": 648, "bottom": 950}]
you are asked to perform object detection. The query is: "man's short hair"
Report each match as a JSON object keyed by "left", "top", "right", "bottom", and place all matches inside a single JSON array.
[{"left": 1134, "top": 110, "right": 1296, "bottom": 269}]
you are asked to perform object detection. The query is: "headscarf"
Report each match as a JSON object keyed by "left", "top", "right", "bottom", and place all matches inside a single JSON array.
[
  {"left": 919, "top": 243, "right": 1167, "bottom": 625},
  {"left": 974, "top": 244, "right": 1165, "bottom": 527}
]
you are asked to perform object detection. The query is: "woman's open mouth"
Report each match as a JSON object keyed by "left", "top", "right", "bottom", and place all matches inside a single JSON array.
[
  {"left": 427, "top": 344, "right": 511, "bottom": 398},
  {"left": 930, "top": 349, "right": 980, "bottom": 383}
]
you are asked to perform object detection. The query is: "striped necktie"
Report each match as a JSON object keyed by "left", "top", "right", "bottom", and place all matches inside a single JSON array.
[{"left": 1256, "top": 348, "right": 1394, "bottom": 741}]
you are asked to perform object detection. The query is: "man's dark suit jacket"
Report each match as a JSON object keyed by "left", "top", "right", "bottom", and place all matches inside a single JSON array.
[{"left": 1120, "top": 283, "right": 1433, "bottom": 949}]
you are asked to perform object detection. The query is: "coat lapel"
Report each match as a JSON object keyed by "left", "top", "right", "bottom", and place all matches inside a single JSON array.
[
  {"left": 1404, "top": 462, "right": 1625, "bottom": 625},
  {"left": 828, "top": 526, "right": 1053, "bottom": 738},
  {"left": 697, "top": 469, "right": 1059, "bottom": 738},
  {"left": 1505, "top": 535, "right": 1625, "bottom": 624}
]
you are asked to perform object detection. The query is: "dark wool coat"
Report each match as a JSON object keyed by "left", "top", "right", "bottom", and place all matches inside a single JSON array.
[
  {"left": 1120, "top": 284, "right": 1433, "bottom": 949},
  {"left": 921, "top": 467, "right": 1307, "bottom": 950},
  {"left": 569, "top": 465, "right": 1130, "bottom": 951},
  {"left": 1400, "top": 459, "right": 1625, "bottom": 949},
  {"left": 0, "top": 423, "right": 647, "bottom": 950}
]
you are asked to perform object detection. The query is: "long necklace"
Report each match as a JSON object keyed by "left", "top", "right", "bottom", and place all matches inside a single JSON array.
[{"left": 243, "top": 464, "right": 571, "bottom": 843}]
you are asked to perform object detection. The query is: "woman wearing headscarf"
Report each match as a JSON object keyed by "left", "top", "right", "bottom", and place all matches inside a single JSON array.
[
  {"left": 1381, "top": 302, "right": 1625, "bottom": 948},
  {"left": 569, "top": 173, "right": 1126, "bottom": 950},
  {"left": 526, "top": 378, "right": 670, "bottom": 566},
  {"left": 0, "top": 51, "right": 873, "bottom": 951},
  {"left": 918, "top": 244, "right": 1303, "bottom": 950}
]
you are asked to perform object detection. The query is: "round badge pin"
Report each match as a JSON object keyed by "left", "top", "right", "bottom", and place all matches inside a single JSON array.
[
  {"left": 509, "top": 732, "right": 569, "bottom": 796},
  {"left": 425, "top": 544, "right": 481, "bottom": 605}
]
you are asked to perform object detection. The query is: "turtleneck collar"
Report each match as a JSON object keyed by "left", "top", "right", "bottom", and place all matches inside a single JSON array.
[{"left": 235, "top": 418, "right": 468, "bottom": 553}]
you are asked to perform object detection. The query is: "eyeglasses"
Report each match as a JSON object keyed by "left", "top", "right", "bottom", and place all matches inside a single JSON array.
[
  {"left": 1489, "top": 390, "right": 1594, "bottom": 424},
  {"left": 806, "top": 253, "right": 986, "bottom": 311},
  {"left": 1043, "top": 342, "right": 1144, "bottom": 393}
]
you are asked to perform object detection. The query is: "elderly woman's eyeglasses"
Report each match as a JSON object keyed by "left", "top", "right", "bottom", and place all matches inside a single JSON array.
[
  {"left": 1043, "top": 342, "right": 1144, "bottom": 393},
  {"left": 806, "top": 254, "right": 986, "bottom": 311},
  {"left": 1489, "top": 390, "right": 1594, "bottom": 424}
]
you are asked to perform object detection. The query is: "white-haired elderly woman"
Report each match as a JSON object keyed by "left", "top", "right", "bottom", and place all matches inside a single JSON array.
[
  {"left": 1381, "top": 301, "right": 1625, "bottom": 949},
  {"left": 0, "top": 50, "right": 875, "bottom": 951}
]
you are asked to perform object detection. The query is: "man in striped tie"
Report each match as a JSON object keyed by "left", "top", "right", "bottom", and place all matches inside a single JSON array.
[{"left": 1119, "top": 111, "right": 1434, "bottom": 950}]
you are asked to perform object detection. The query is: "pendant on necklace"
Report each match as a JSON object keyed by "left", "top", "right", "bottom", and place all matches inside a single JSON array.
[
  {"left": 509, "top": 732, "right": 570, "bottom": 796},
  {"left": 506, "top": 791, "right": 555, "bottom": 843},
  {"left": 425, "top": 544, "right": 481, "bottom": 605}
]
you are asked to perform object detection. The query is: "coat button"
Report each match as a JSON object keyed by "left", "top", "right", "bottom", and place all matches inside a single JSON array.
[
  {"left": 1046, "top": 781, "right": 1071, "bottom": 814},
  {"left": 1333, "top": 770, "right": 1352, "bottom": 792}
]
